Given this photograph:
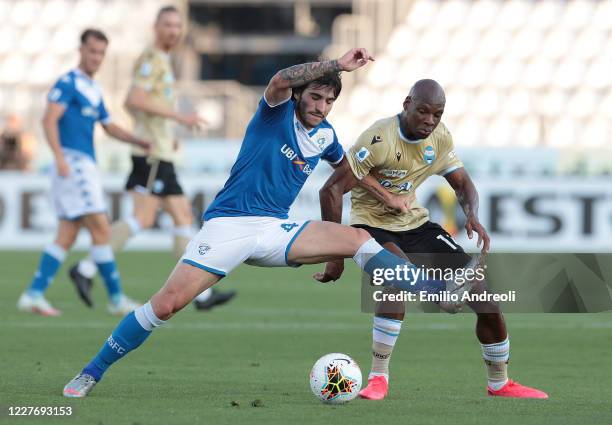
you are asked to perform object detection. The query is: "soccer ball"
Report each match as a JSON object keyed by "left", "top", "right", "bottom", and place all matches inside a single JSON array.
[{"left": 309, "top": 353, "right": 362, "bottom": 404}]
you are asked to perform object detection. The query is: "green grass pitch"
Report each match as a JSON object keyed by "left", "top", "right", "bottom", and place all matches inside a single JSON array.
[{"left": 1, "top": 251, "right": 611, "bottom": 425}]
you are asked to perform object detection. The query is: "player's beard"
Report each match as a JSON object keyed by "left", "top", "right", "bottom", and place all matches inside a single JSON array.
[{"left": 296, "top": 100, "right": 323, "bottom": 130}]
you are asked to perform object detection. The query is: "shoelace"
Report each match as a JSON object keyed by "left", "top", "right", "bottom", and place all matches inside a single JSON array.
[{"left": 75, "top": 374, "right": 95, "bottom": 385}]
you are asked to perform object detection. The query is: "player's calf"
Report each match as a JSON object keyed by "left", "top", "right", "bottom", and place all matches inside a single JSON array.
[
  {"left": 439, "top": 254, "right": 485, "bottom": 313},
  {"left": 63, "top": 263, "right": 219, "bottom": 397},
  {"left": 63, "top": 301, "right": 164, "bottom": 397}
]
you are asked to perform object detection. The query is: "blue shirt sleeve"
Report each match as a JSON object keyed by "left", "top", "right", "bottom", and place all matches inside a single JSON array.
[
  {"left": 98, "top": 98, "right": 111, "bottom": 124},
  {"left": 322, "top": 132, "right": 344, "bottom": 164},
  {"left": 256, "top": 95, "right": 292, "bottom": 124},
  {"left": 47, "top": 75, "right": 74, "bottom": 107}
]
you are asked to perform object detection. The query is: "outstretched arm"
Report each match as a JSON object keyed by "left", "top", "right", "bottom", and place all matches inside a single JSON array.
[
  {"left": 319, "top": 158, "right": 406, "bottom": 222},
  {"left": 445, "top": 168, "right": 490, "bottom": 253},
  {"left": 101, "top": 122, "right": 151, "bottom": 152},
  {"left": 265, "top": 48, "right": 374, "bottom": 106},
  {"left": 125, "top": 88, "right": 205, "bottom": 129}
]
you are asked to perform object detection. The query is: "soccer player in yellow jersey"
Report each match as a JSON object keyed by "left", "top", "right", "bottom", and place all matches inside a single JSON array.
[
  {"left": 69, "top": 6, "right": 235, "bottom": 310},
  {"left": 318, "top": 79, "right": 548, "bottom": 399}
]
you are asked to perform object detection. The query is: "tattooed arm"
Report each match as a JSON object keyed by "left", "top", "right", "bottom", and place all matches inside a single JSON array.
[{"left": 264, "top": 48, "right": 374, "bottom": 106}]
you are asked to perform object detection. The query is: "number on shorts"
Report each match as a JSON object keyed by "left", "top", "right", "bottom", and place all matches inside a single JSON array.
[
  {"left": 281, "top": 222, "right": 299, "bottom": 232},
  {"left": 436, "top": 234, "right": 458, "bottom": 250}
]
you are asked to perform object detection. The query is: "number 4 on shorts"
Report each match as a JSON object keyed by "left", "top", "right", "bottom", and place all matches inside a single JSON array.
[{"left": 280, "top": 222, "right": 299, "bottom": 232}]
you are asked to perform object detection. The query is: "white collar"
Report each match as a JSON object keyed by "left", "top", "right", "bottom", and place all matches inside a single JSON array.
[
  {"left": 74, "top": 67, "right": 94, "bottom": 82},
  {"left": 293, "top": 113, "right": 320, "bottom": 137}
]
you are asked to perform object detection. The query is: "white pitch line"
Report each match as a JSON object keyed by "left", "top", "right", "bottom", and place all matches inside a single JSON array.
[{"left": 2, "top": 320, "right": 612, "bottom": 332}]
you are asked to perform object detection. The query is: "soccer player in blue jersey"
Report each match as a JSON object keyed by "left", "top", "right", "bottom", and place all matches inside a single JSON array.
[
  {"left": 17, "top": 29, "right": 151, "bottom": 317},
  {"left": 63, "top": 48, "right": 477, "bottom": 397}
]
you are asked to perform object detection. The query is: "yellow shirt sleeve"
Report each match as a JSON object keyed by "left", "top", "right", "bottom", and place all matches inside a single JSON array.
[
  {"left": 433, "top": 125, "right": 464, "bottom": 176},
  {"left": 346, "top": 127, "right": 391, "bottom": 180},
  {"left": 132, "top": 52, "right": 160, "bottom": 92}
]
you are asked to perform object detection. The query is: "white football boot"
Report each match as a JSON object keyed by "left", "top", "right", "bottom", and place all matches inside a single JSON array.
[
  {"left": 63, "top": 373, "right": 97, "bottom": 398},
  {"left": 17, "top": 292, "right": 61, "bottom": 316}
]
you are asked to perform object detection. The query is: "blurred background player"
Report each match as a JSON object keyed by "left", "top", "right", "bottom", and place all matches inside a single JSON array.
[
  {"left": 17, "top": 29, "right": 151, "bottom": 317},
  {"left": 68, "top": 6, "right": 236, "bottom": 311},
  {"left": 318, "top": 79, "right": 547, "bottom": 399}
]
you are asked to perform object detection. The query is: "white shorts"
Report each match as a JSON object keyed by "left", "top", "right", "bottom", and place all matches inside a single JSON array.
[
  {"left": 51, "top": 150, "right": 106, "bottom": 220},
  {"left": 181, "top": 216, "right": 311, "bottom": 276}
]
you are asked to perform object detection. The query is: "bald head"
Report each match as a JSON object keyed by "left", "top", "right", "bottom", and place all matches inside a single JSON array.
[
  {"left": 408, "top": 79, "right": 446, "bottom": 105},
  {"left": 400, "top": 79, "right": 446, "bottom": 140}
]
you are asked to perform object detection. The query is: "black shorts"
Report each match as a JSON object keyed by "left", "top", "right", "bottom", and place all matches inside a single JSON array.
[
  {"left": 353, "top": 221, "right": 472, "bottom": 270},
  {"left": 125, "top": 156, "right": 184, "bottom": 197}
]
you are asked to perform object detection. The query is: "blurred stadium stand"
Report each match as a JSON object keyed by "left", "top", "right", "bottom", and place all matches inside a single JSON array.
[
  {"left": 1, "top": 0, "right": 611, "bottom": 175},
  {"left": 329, "top": 0, "right": 612, "bottom": 155},
  {"left": 0, "top": 0, "right": 610, "bottom": 251}
]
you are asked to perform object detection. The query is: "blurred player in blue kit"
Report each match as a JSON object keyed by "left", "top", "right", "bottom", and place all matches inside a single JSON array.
[
  {"left": 17, "top": 29, "right": 151, "bottom": 317},
  {"left": 63, "top": 47, "right": 480, "bottom": 397},
  {"left": 68, "top": 6, "right": 236, "bottom": 312}
]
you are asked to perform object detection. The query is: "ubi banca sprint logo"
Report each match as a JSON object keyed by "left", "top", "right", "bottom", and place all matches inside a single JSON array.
[{"left": 280, "top": 144, "right": 313, "bottom": 175}]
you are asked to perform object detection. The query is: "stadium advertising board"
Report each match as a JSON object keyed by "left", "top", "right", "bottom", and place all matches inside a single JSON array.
[{"left": 0, "top": 174, "right": 609, "bottom": 252}]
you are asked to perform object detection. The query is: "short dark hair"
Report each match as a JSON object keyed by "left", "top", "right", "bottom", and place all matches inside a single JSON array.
[
  {"left": 293, "top": 71, "right": 343, "bottom": 100},
  {"left": 156, "top": 5, "right": 180, "bottom": 22},
  {"left": 80, "top": 28, "right": 108, "bottom": 45}
]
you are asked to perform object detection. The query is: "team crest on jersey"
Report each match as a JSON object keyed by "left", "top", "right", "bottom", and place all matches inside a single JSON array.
[
  {"left": 316, "top": 137, "right": 326, "bottom": 149},
  {"left": 198, "top": 243, "right": 211, "bottom": 255},
  {"left": 356, "top": 147, "right": 370, "bottom": 162},
  {"left": 424, "top": 146, "right": 436, "bottom": 165},
  {"left": 371, "top": 135, "right": 382, "bottom": 145}
]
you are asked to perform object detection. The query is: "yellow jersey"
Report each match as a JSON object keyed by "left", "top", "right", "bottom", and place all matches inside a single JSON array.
[
  {"left": 129, "top": 46, "right": 176, "bottom": 162},
  {"left": 346, "top": 115, "right": 463, "bottom": 232}
]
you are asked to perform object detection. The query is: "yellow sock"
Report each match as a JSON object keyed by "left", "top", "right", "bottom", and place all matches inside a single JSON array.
[
  {"left": 481, "top": 338, "right": 510, "bottom": 390},
  {"left": 484, "top": 360, "right": 508, "bottom": 390},
  {"left": 371, "top": 341, "right": 394, "bottom": 377}
]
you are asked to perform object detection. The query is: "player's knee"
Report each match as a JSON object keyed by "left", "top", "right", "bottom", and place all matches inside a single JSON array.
[
  {"left": 353, "top": 228, "right": 372, "bottom": 245},
  {"left": 151, "top": 294, "right": 176, "bottom": 321},
  {"left": 152, "top": 289, "right": 189, "bottom": 320},
  {"left": 54, "top": 238, "right": 74, "bottom": 251},
  {"left": 90, "top": 224, "right": 110, "bottom": 243}
]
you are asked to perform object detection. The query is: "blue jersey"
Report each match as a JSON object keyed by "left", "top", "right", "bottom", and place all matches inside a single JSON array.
[
  {"left": 204, "top": 97, "right": 344, "bottom": 220},
  {"left": 47, "top": 68, "right": 111, "bottom": 160}
]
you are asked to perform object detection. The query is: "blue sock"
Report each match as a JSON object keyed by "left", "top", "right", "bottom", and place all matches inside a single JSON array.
[
  {"left": 27, "top": 244, "right": 66, "bottom": 296},
  {"left": 83, "top": 302, "right": 164, "bottom": 381},
  {"left": 91, "top": 245, "right": 122, "bottom": 303},
  {"left": 355, "top": 239, "right": 445, "bottom": 294}
]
